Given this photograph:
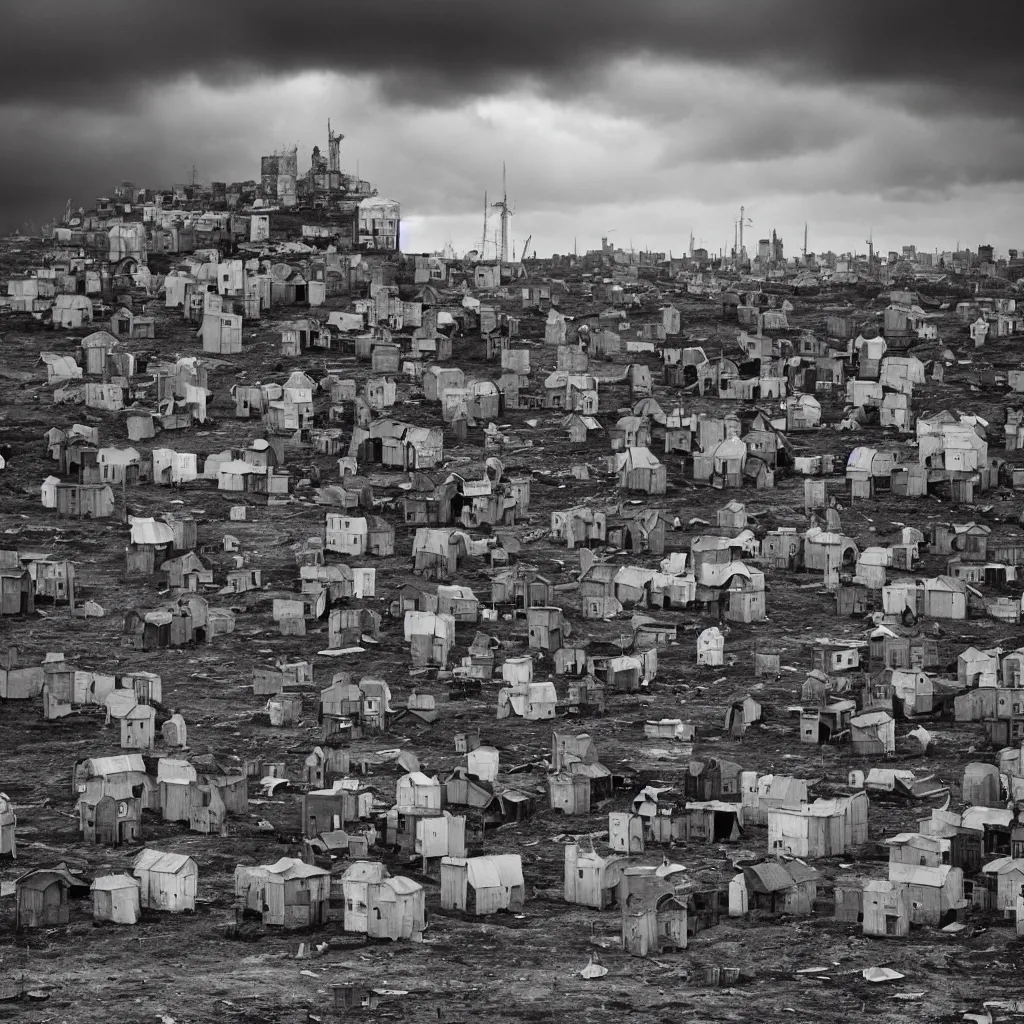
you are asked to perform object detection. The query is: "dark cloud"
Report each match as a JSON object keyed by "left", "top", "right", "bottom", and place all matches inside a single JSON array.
[
  {"left": 0, "top": 106, "right": 243, "bottom": 230},
  {"left": 3, "top": 1, "right": 1024, "bottom": 240},
  {"left": 2, "top": 1, "right": 1023, "bottom": 112}
]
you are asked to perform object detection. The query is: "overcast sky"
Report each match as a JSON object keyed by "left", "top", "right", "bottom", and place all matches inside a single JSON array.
[{"left": 4, "top": 1, "right": 1023, "bottom": 258}]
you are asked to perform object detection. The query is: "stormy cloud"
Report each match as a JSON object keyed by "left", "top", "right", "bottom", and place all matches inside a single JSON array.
[
  {"left": 2, "top": 1, "right": 1024, "bottom": 249},
  {"left": 3, "top": 1, "right": 1023, "bottom": 111}
]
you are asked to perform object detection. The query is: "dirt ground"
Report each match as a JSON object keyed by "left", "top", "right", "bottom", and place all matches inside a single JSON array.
[{"left": 1, "top": 237, "right": 1023, "bottom": 1023}]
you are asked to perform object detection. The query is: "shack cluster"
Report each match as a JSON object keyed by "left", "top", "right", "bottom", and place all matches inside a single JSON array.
[{"left": 2, "top": 151, "right": 1024, "bottom": 1015}]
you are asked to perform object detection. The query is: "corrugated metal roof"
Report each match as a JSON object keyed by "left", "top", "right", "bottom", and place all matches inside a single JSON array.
[
  {"left": 785, "top": 861, "right": 819, "bottom": 884},
  {"left": 341, "top": 861, "right": 388, "bottom": 884},
  {"left": 383, "top": 876, "right": 422, "bottom": 896},
  {"left": 402, "top": 771, "right": 438, "bottom": 788},
  {"left": 888, "top": 862, "right": 952, "bottom": 886},
  {"left": 84, "top": 754, "right": 146, "bottom": 776},
  {"left": 745, "top": 862, "right": 794, "bottom": 893},
  {"left": 464, "top": 857, "right": 502, "bottom": 890},
  {"left": 851, "top": 710, "right": 893, "bottom": 727},
  {"left": 157, "top": 759, "right": 196, "bottom": 784},
  {"left": 92, "top": 874, "right": 139, "bottom": 891},
  {"left": 128, "top": 517, "right": 175, "bottom": 547},
  {"left": 134, "top": 850, "right": 194, "bottom": 875}
]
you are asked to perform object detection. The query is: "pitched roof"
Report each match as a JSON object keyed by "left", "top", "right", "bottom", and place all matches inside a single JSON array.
[
  {"left": 381, "top": 875, "right": 422, "bottom": 896},
  {"left": 341, "top": 860, "right": 389, "bottom": 884},
  {"left": 133, "top": 849, "right": 195, "bottom": 875},
  {"left": 129, "top": 517, "right": 175, "bottom": 547},
  {"left": 460, "top": 854, "right": 523, "bottom": 890},
  {"left": 91, "top": 874, "right": 140, "bottom": 892},
  {"left": 82, "top": 754, "right": 147, "bottom": 776},
  {"left": 745, "top": 862, "right": 794, "bottom": 893}
]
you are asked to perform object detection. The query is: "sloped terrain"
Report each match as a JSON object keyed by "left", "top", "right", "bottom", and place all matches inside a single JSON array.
[{"left": 1, "top": 236, "right": 1022, "bottom": 1023}]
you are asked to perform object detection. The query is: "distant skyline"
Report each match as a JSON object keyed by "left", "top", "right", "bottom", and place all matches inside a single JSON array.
[{"left": 3, "top": 2, "right": 1024, "bottom": 257}]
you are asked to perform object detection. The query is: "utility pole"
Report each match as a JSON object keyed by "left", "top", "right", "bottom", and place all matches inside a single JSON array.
[
  {"left": 803, "top": 222, "right": 808, "bottom": 258},
  {"left": 481, "top": 191, "right": 488, "bottom": 258}
]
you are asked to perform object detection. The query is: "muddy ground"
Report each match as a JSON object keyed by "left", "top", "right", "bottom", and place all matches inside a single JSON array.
[{"left": 1, "top": 239, "right": 1023, "bottom": 1023}]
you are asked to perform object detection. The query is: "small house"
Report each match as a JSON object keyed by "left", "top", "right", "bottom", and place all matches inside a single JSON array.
[
  {"left": 565, "top": 843, "right": 626, "bottom": 909},
  {"left": 201, "top": 311, "right": 243, "bottom": 354},
  {"left": 440, "top": 854, "right": 525, "bottom": 915},
  {"left": 121, "top": 704, "right": 156, "bottom": 750},
  {"left": 132, "top": 849, "right": 198, "bottom": 912},
  {"left": 437, "top": 585, "right": 479, "bottom": 622},
  {"left": 958, "top": 647, "right": 1000, "bottom": 688},
  {"left": 768, "top": 800, "right": 858, "bottom": 858},
  {"left": 188, "top": 784, "right": 227, "bottom": 836},
  {"left": 622, "top": 892, "right": 688, "bottom": 957},
  {"left": 715, "top": 500, "right": 747, "bottom": 532},
  {"left": 16, "top": 867, "right": 82, "bottom": 929},
  {"left": 266, "top": 693, "right": 303, "bottom": 726},
  {"left": 743, "top": 775, "right": 808, "bottom": 826},
  {"left": 395, "top": 772, "right": 443, "bottom": 815},
  {"left": 885, "top": 833, "right": 946, "bottom": 868},
  {"left": 850, "top": 710, "right": 896, "bottom": 755},
  {"left": 91, "top": 874, "right": 141, "bottom": 925},
  {"left": 366, "top": 876, "right": 426, "bottom": 940},
  {"left": 548, "top": 771, "right": 592, "bottom": 815},
  {"left": 735, "top": 861, "right": 817, "bottom": 916},
  {"left": 0, "top": 566, "right": 34, "bottom": 616},
  {"left": 81, "top": 793, "right": 142, "bottom": 846},
  {"left": 613, "top": 446, "right": 666, "bottom": 495},
  {"left": 0, "top": 791, "right": 16, "bottom": 858},
  {"left": 724, "top": 693, "right": 762, "bottom": 737},
  {"left": 527, "top": 606, "right": 567, "bottom": 651},
  {"left": 259, "top": 858, "right": 331, "bottom": 929},
  {"left": 983, "top": 858, "right": 1024, "bottom": 913},
  {"left": 466, "top": 745, "right": 499, "bottom": 782},
  {"left": 497, "top": 680, "right": 557, "bottom": 720},
  {"left": 491, "top": 567, "right": 554, "bottom": 609},
  {"left": 415, "top": 812, "right": 468, "bottom": 864},
  {"left": 608, "top": 812, "right": 646, "bottom": 854},
  {"left": 53, "top": 482, "right": 115, "bottom": 518},
  {"left": 887, "top": 863, "right": 963, "bottom": 926},
  {"left": 862, "top": 880, "right": 910, "bottom": 937},
  {"left": 963, "top": 763, "right": 1001, "bottom": 807}
]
